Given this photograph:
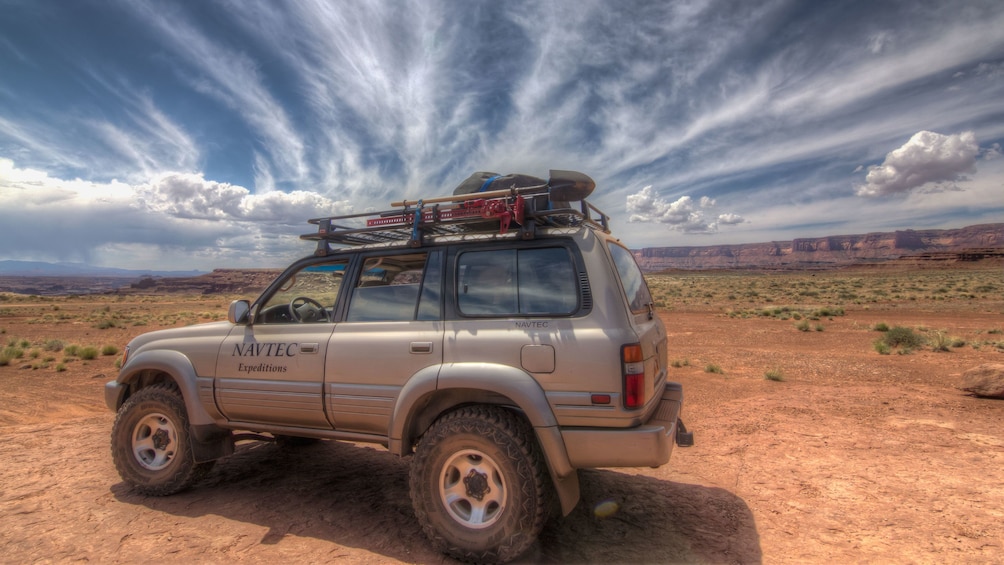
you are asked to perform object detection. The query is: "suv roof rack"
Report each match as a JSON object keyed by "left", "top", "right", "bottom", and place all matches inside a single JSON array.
[{"left": 301, "top": 182, "right": 612, "bottom": 255}]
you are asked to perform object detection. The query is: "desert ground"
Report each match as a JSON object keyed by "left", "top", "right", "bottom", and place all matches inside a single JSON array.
[{"left": 1, "top": 266, "right": 1002, "bottom": 564}]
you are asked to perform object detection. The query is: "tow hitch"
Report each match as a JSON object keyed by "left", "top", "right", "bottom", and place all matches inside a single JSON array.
[{"left": 676, "top": 419, "right": 694, "bottom": 447}]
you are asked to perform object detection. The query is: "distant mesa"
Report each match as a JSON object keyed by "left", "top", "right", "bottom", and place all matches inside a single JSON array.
[{"left": 632, "top": 223, "right": 1004, "bottom": 271}]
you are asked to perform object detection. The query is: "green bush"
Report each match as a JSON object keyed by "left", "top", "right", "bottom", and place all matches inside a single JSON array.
[
  {"left": 795, "top": 320, "right": 811, "bottom": 332},
  {"left": 873, "top": 322, "right": 889, "bottom": 332},
  {"left": 101, "top": 345, "right": 119, "bottom": 356},
  {"left": 882, "top": 326, "right": 926, "bottom": 349},
  {"left": 873, "top": 340, "right": 891, "bottom": 355},
  {"left": 704, "top": 363, "right": 724, "bottom": 374},
  {"left": 78, "top": 346, "right": 100, "bottom": 360},
  {"left": 764, "top": 369, "right": 785, "bottom": 382},
  {"left": 44, "top": 339, "right": 65, "bottom": 352}
]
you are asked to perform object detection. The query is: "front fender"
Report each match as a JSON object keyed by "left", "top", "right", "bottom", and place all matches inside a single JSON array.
[{"left": 109, "top": 349, "right": 218, "bottom": 427}]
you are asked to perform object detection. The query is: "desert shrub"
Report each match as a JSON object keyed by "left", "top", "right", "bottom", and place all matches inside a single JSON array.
[
  {"left": 764, "top": 369, "right": 785, "bottom": 382},
  {"left": 94, "top": 319, "right": 118, "bottom": 330},
  {"left": 43, "top": 339, "right": 65, "bottom": 352},
  {"left": 873, "top": 322, "right": 890, "bottom": 332},
  {"left": 704, "top": 363, "right": 724, "bottom": 374},
  {"left": 795, "top": 320, "right": 811, "bottom": 332},
  {"left": 63, "top": 344, "right": 80, "bottom": 357},
  {"left": 882, "top": 326, "right": 926, "bottom": 349},
  {"left": 55, "top": 363, "right": 66, "bottom": 372},
  {"left": 929, "top": 331, "right": 952, "bottom": 352},
  {"left": 815, "top": 324, "right": 825, "bottom": 332},
  {"left": 78, "top": 346, "right": 100, "bottom": 360},
  {"left": 873, "top": 340, "right": 891, "bottom": 355},
  {"left": 671, "top": 359, "right": 690, "bottom": 368},
  {"left": 101, "top": 345, "right": 119, "bottom": 356}
]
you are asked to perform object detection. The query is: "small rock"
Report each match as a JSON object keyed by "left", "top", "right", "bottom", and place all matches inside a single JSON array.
[{"left": 960, "top": 364, "right": 1004, "bottom": 398}]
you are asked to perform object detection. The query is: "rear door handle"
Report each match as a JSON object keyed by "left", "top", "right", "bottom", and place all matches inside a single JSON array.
[{"left": 410, "top": 342, "right": 433, "bottom": 354}]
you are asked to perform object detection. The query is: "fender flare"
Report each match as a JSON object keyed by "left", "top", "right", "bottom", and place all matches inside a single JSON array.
[
  {"left": 388, "top": 362, "right": 575, "bottom": 479},
  {"left": 115, "top": 349, "right": 217, "bottom": 427}
]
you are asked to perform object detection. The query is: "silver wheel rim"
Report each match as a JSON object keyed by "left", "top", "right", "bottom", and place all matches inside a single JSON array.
[
  {"left": 439, "top": 449, "right": 507, "bottom": 529},
  {"left": 131, "top": 412, "right": 178, "bottom": 471}
]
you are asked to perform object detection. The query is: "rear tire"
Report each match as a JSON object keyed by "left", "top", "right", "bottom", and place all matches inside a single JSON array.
[
  {"left": 410, "top": 406, "right": 547, "bottom": 564},
  {"left": 110, "top": 384, "right": 211, "bottom": 496}
]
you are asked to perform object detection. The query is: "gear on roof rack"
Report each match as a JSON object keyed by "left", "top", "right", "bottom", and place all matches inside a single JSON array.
[{"left": 300, "top": 170, "right": 610, "bottom": 255}]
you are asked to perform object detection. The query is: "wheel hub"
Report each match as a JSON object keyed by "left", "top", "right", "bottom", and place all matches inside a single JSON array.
[
  {"left": 152, "top": 428, "right": 171, "bottom": 451},
  {"left": 463, "top": 469, "right": 490, "bottom": 501}
]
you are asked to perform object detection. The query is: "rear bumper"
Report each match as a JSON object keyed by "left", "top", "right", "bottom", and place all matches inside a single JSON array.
[{"left": 561, "top": 382, "right": 687, "bottom": 468}]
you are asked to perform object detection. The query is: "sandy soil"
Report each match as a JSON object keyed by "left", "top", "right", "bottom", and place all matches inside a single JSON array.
[{"left": 1, "top": 294, "right": 1002, "bottom": 563}]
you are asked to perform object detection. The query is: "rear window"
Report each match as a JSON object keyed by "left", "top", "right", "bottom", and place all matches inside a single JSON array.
[
  {"left": 456, "top": 247, "right": 578, "bottom": 316},
  {"left": 608, "top": 243, "right": 653, "bottom": 313}
]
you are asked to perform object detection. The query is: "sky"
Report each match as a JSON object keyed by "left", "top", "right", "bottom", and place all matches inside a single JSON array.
[{"left": 1, "top": 0, "right": 1003, "bottom": 271}]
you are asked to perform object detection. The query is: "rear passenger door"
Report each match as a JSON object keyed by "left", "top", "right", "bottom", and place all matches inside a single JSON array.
[{"left": 325, "top": 250, "right": 444, "bottom": 435}]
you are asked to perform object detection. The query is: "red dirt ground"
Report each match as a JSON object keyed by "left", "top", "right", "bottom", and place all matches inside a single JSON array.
[{"left": 1, "top": 290, "right": 1002, "bottom": 563}]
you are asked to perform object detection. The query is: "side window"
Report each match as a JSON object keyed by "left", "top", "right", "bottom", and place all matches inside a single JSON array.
[
  {"left": 457, "top": 247, "right": 578, "bottom": 317},
  {"left": 608, "top": 243, "right": 653, "bottom": 313},
  {"left": 346, "top": 252, "right": 432, "bottom": 322},
  {"left": 257, "top": 261, "right": 347, "bottom": 323}
]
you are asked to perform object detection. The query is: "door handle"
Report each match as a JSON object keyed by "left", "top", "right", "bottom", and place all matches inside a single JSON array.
[{"left": 410, "top": 342, "right": 433, "bottom": 354}]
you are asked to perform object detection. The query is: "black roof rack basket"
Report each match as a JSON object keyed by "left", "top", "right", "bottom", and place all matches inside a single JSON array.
[{"left": 301, "top": 179, "right": 611, "bottom": 255}]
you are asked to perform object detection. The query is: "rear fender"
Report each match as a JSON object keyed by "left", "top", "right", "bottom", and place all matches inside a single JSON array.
[{"left": 389, "top": 362, "right": 581, "bottom": 515}]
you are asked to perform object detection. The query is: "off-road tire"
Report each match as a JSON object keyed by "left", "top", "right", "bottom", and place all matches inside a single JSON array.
[
  {"left": 110, "top": 384, "right": 211, "bottom": 496},
  {"left": 410, "top": 406, "right": 548, "bottom": 564}
]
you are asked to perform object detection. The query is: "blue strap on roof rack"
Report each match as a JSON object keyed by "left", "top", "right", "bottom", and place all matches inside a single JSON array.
[{"left": 478, "top": 175, "right": 500, "bottom": 192}]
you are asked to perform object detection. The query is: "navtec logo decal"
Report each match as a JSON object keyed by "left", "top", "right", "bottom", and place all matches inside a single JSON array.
[
  {"left": 232, "top": 342, "right": 298, "bottom": 374},
  {"left": 233, "top": 343, "right": 299, "bottom": 357}
]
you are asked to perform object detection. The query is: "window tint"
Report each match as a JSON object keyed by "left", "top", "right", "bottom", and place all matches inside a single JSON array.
[
  {"left": 346, "top": 253, "right": 430, "bottom": 322},
  {"left": 608, "top": 243, "right": 653, "bottom": 312},
  {"left": 457, "top": 247, "right": 578, "bottom": 316}
]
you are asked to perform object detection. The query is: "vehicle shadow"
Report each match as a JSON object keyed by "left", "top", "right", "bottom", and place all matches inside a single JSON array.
[{"left": 112, "top": 440, "right": 761, "bottom": 564}]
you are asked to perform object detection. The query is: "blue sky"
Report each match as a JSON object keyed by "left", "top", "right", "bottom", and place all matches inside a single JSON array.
[{"left": 1, "top": 0, "right": 1003, "bottom": 271}]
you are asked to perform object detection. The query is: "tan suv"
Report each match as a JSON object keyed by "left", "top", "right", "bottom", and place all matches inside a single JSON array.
[{"left": 106, "top": 171, "right": 692, "bottom": 563}]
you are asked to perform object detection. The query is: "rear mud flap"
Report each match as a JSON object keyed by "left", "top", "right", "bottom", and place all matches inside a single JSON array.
[{"left": 676, "top": 419, "right": 694, "bottom": 447}]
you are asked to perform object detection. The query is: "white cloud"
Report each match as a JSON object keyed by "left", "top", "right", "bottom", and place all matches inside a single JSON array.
[
  {"left": 626, "top": 185, "right": 744, "bottom": 234},
  {"left": 855, "top": 131, "right": 980, "bottom": 197},
  {"left": 0, "top": 159, "right": 350, "bottom": 268}
]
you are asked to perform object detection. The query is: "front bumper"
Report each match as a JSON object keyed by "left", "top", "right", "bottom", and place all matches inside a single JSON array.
[{"left": 561, "top": 381, "right": 691, "bottom": 468}]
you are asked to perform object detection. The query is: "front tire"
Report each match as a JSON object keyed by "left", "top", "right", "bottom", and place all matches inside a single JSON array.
[
  {"left": 410, "top": 406, "right": 548, "bottom": 564},
  {"left": 110, "top": 384, "right": 211, "bottom": 496}
]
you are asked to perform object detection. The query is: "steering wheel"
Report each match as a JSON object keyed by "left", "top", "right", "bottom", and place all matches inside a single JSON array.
[{"left": 289, "top": 296, "right": 325, "bottom": 323}]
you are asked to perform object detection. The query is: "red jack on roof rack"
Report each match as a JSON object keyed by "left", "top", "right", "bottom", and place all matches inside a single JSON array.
[{"left": 301, "top": 170, "right": 611, "bottom": 255}]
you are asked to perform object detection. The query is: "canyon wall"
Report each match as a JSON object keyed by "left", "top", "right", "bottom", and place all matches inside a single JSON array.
[{"left": 632, "top": 223, "right": 1004, "bottom": 271}]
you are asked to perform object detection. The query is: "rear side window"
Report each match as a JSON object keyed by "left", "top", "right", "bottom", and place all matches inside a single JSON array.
[
  {"left": 457, "top": 247, "right": 578, "bottom": 316},
  {"left": 346, "top": 252, "right": 433, "bottom": 322},
  {"left": 608, "top": 243, "right": 653, "bottom": 313}
]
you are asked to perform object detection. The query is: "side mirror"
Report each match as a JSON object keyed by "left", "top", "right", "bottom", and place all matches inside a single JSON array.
[{"left": 228, "top": 300, "right": 250, "bottom": 324}]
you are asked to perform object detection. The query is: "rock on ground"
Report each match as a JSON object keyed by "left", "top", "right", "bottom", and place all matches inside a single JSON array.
[{"left": 960, "top": 363, "right": 1004, "bottom": 398}]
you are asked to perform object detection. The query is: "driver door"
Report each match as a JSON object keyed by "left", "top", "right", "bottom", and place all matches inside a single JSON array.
[{"left": 215, "top": 260, "right": 347, "bottom": 428}]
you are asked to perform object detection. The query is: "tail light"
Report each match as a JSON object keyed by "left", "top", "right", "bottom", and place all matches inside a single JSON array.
[{"left": 622, "top": 343, "right": 644, "bottom": 409}]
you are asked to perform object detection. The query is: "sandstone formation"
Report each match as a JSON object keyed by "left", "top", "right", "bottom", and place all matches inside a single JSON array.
[
  {"left": 633, "top": 223, "right": 1004, "bottom": 271},
  {"left": 960, "top": 364, "right": 1004, "bottom": 399}
]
